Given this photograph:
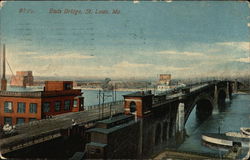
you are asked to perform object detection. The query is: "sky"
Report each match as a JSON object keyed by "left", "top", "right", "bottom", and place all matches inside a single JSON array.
[{"left": 0, "top": 1, "right": 249, "bottom": 80}]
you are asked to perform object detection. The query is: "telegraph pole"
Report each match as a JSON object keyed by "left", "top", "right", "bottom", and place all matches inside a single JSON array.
[
  {"left": 98, "top": 90, "right": 101, "bottom": 119},
  {"left": 114, "top": 83, "right": 117, "bottom": 102},
  {"left": 102, "top": 91, "right": 104, "bottom": 118},
  {"left": 112, "top": 85, "right": 114, "bottom": 102}
]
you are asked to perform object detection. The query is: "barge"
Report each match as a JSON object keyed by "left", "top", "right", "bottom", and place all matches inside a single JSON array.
[{"left": 202, "top": 128, "right": 250, "bottom": 148}]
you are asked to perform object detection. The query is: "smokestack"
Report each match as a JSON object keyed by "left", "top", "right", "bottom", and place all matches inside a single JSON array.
[
  {"left": 1, "top": 44, "right": 7, "bottom": 91},
  {"left": 3, "top": 44, "right": 5, "bottom": 79}
]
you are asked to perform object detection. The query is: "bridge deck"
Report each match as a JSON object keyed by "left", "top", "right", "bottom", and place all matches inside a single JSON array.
[
  {"left": 0, "top": 104, "right": 124, "bottom": 154},
  {"left": 153, "top": 84, "right": 209, "bottom": 107}
]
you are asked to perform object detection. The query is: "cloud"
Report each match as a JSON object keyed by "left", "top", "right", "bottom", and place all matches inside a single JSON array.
[
  {"left": 154, "top": 65, "right": 191, "bottom": 72},
  {"left": 217, "top": 42, "right": 249, "bottom": 52},
  {"left": 157, "top": 50, "right": 204, "bottom": 56},
  {"left": 114, "top": 61, "right": 152, "bottom": 68},
  {"left": 0, "top": 1, "right": 6, "bottom": 9},
  {"left": 133, "top": 0, "right": 140, "bottom": 4},
  {"left": 17, "top": 52, "right": 38, "bottom": 56},
  {"left": 235, "top": 57, "right": 250, "bottom": 63},
  {"left": 33, "top": 53, "right": 95, "bottom": 60},
  {"left": 165, "top": 0, "right": 172, "bottom": 3},
  {"left": 248, "top": 23, "right": 250, "bottom": 27}
]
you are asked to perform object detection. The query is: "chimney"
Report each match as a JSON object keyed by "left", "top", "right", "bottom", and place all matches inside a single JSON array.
[{"left": 1, "top": 44, "right": 7, "bottom": 91}]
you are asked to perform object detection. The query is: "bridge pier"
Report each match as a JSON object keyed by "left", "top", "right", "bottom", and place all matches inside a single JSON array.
[
  {"left": 213, "top": 85, "right": 219, "bottom": 113},
  {"left": 234, "top": 79, "right": 238, "bottom": 93},
  {"left": 175, "top": 102, "right": 185, "bottom": 144},
  {"left": 226, "top": 82, "right": 230, "bottom": 101}
]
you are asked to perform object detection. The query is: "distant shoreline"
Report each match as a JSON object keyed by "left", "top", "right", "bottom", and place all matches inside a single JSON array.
[{"left": 74, "top": 87, "right": 154, "bottom": 92}]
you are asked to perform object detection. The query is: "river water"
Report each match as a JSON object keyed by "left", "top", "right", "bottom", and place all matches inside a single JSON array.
[
  {"left": 179, "top": 93, "right": 250, "bottom": 157},
  {"left": 82, "top": 89, "right": 132, "bottom": 106}
]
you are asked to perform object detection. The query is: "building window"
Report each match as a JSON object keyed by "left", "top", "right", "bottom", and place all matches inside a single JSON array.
[
  {"left": 29, "top": 118, "right": 37, "bottom": 122},
  {"left": 64, "top": 100, "right": 71, "bottom": 111},
  {"left": 73, "top": 99, "right": 78, "bottom": 108},
  {"left": 64, "top": 83, "right": 72, "bottom": 90},
  {"left": 17, "top": 102, "right": 26, "bottom": 113},
  {"left": 42, "top": 102, "right": 50, "bottom": 113},
  {"left": 4, "top": 117, "right": 12, "bottom": 125},
  {"left": 16, "top": 118, "right": 25, "bottom": 124},
  {"left": 29, "top": 103, "right": 37, "bottom": 113},
  {"left": 55, "top": 101, "right": 61, "bottom": 112},
  {"left": 4, "top": 101, "right": 13, "bottom": 113},
  {"left": 80, "top": 97, "right": 84, "bottom": 109},
  {"left": 130, "top": 101, "right": 136, "bottom": 113}
]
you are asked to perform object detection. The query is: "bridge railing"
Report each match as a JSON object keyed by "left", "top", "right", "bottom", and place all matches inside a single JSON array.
[
  {"left": 185, "top": 80, "right": 217, "bottom": 88},
  {"left": 85, "top": 100, "right": 124, "bottom": 110},
  {"left": 152, "top": 81, "right": 218, "bottom": 105}
]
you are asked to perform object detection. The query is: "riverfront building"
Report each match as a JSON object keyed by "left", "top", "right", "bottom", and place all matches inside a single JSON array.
[
  {"left": 0, "top": 81, "right": 84, "bottom": 126},
  {"left": 10, "top": 71, "right": 34, "bottom": 87},
  {"left": 157, "top": 74, "right": 172, "bottom": 92}
]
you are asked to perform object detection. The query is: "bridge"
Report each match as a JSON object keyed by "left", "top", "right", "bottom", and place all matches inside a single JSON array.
[{"left": 0, "top": 80, "right": 240, "bottom": 158}]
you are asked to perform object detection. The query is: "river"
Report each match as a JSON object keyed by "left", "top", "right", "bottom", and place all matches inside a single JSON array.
[
  {"left": 81, "top": 89, "right": 132, "bottom": 106},
  {"left": 179, "top": 93, "right": 250, "bottom": 157}
]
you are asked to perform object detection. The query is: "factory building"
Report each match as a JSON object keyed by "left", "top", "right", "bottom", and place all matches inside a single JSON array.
[
  {"left": 10, "top": 71, "right": 34, "bottom": 87},
  {"left": 157, "top": 74, "right": 171, "bottom": 92},
  {"left": 0, "top": 81, "right": 84, "bottom": 126}
]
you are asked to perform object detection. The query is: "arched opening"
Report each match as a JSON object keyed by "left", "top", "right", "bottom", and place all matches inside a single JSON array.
[
  {"left": 196, "top": 99, "right": 213, "bottom": 121},
  {"left": 155, "top": 123, "right": 161, "bottom": 146},
  {"left": 129, "top": 101, "right": 136, "bottom": 113},
  {"left": 185, "top": 96, "right": 214, "bottom": 135},
  {"left": 162, "top": 122, "right": 168, "bottom": 141}
]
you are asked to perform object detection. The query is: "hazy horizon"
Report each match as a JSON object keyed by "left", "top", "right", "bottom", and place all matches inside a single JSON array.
[{"left": 3, "top": 73, "right": 250, "bottom": 82}]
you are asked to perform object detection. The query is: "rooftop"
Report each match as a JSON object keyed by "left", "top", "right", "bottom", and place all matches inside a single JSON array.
[
  {"left": 87, "top": 120, "right": 138, "bottom": 134},
  {"left": 0, "top": 89, "right": 82, "bottom": 98},
  {"left": 96, "top": 114, "right": 134, "bottom": 129},
  {"left": 98, "top": 114, "right": 133, "bottom": 124},
  {"left": 86, "top": 142, "right": 107, "bottom": 148},
  {"left": 0, "top": 81, "right": 82, "bottom": 98}
]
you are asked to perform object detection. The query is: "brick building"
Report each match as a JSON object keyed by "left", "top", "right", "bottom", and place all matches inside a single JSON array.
[
  {"left": 10, "top": 71, "right": 34, "bottom": 87},
  {"left": 0, "top": 81, "right": 84, "bottom": 126},
  {"left": 159, "top": 74, "right": 171, "bottom": 85},
  {"left": 86, "top": 115, "right": 140, "bottom": 159},
  {"left": 157, "top": 74, "right": 172, "bottom": 92}
]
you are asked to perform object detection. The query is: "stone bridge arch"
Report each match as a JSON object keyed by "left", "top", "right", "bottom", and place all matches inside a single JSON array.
[{"left": 185, "top": 93, "right": 214, "bottom": 124}]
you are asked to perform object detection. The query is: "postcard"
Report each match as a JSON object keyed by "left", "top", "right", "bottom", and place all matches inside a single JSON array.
[{"left": 0, "top": 1, "right": 249, "bottom": 159}]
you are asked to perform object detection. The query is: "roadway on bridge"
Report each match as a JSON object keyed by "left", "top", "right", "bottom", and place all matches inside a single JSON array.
[{"left": 0, "top": 104, "right": 124, "bottom": 154}]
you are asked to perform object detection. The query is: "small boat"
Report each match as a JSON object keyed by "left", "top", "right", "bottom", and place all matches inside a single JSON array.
[
  {"left": 202, "top": 128, "right": 250, "bottom": 148},
  {"left": 241, "top": 127, "right": 250, "bottom": 136}
]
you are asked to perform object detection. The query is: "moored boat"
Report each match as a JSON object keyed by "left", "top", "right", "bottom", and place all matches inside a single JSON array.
[{"left": 202, "top": 128, "right": 250, "bottom": 148}]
